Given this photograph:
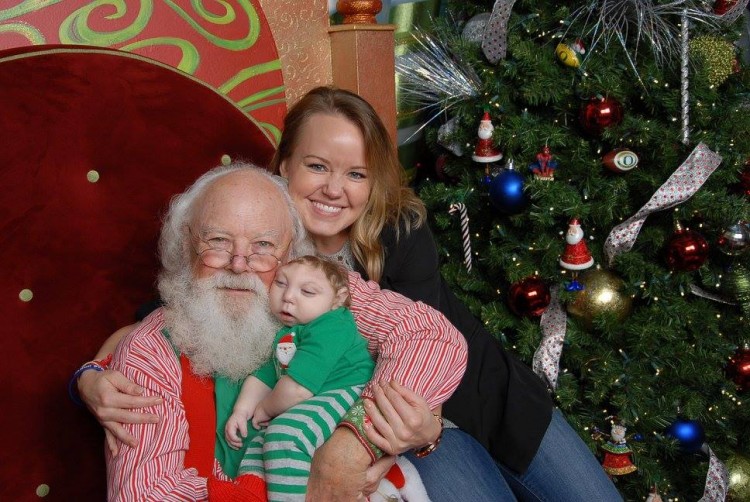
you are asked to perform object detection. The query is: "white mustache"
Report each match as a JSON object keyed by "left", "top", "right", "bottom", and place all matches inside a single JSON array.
[{"left": 208, "top": 272, "right": 265, "bottom": 292}]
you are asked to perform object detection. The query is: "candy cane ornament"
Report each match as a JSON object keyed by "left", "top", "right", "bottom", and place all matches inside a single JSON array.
[{"left": 449, "top": 203, "right": 473, "bottom": 272}]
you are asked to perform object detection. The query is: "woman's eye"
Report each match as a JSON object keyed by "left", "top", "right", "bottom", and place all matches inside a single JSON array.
[
  {"left": 307, "top": 163, "right": 326, "bottom": 172},
  {"left": 348, "top": 171, "right": 367, "bottom": 180}
]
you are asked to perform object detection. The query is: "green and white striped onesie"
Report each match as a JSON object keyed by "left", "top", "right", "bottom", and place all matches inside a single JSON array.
[{"left": 237, "top": 307, "right": 375, "bottom": 500}]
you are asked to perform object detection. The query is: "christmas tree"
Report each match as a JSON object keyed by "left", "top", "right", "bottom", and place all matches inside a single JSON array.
[{"left": 398, "top": 1, "right": 750, "bottom": 499}]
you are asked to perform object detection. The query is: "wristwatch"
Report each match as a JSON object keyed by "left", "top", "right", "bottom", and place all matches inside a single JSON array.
[{"left": 413, "top": 414, "right": 444, "bottom": 458}]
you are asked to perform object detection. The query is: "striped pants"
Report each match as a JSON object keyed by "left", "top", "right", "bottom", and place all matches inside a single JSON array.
[{"left": 238, "top": 385, "right": 364, "bottom": 501}]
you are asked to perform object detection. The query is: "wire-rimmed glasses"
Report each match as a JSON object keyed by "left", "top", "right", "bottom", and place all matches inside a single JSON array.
[{"left": 189, "top": 227, "right": 284, "bottom": 273}]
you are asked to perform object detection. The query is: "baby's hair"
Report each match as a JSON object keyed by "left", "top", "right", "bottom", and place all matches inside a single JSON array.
[{"left": 284, "top": 255, "right": 351, "bottom": 306}]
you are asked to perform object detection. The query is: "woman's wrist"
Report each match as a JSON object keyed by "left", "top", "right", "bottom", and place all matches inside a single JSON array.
[
  {"left": 412, "top": 414, "right": 443, "bottom": 458},
  {"left": 68, "top": 354, "right": 112, "bottom": 406}
]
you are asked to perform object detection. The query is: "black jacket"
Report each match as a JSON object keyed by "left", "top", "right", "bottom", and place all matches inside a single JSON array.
[{"left": 356, "top": 221, "right": 553, "bottom": 474}]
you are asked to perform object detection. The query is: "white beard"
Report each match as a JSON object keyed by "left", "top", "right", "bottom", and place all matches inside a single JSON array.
[
  {"left": 477, "top": 122, "right": 493, "bottom": 139},
  {"left": 566, "top": 228, "right": 583, "bottom": 245},
  {"left": 159, "top": 269, "right": 281, "bottom": 381}
]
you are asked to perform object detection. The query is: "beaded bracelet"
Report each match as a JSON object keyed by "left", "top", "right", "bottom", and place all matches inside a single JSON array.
[
  {"left": 67, "top": 354, "right": 112, "bottom": 407},
  {"left": 413, "top": 414, "right": 444, "bottom": 458}
]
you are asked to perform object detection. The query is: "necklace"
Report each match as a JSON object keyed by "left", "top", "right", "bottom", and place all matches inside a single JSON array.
[{"left": 319, "top": 240, "right": 355, "bottom": 271}]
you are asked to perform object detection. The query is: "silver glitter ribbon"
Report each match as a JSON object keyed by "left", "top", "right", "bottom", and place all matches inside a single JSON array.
[
  {"left": 604, "top": 143, "right": 722, "bottom": 265},
  {"left": 533, "top": 287, "right": 566, "bottom": 390},
  {"left": 698, "top": 444, "right": 729, "bottom": 502},
  {"left": 681, "top": 10, "right": 690, "bottom": 145},
  {"left": 449, "top": 203, "right": 472, "bottom": 272},
  {"left": 481, "top": 0, "right": 517, "bottom": 63}
]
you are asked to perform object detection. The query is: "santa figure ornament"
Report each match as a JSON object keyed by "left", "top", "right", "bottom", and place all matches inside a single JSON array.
[
  {"left": 275, "top": 332, "right": 297, "bottom": 370},
  {"left": 600, "top": 423, "right": 638, "bottom": 476},
  {"left": 560, "top": 218, "right": 594, "bottom": 290},
  {"left": 471, "top": 111, "right": 503, "bottom": 163}
]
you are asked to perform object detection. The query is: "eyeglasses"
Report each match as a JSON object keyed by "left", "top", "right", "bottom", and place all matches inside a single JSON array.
[{"left": 189, "top": 227, "right": 285, "bottom": 273}]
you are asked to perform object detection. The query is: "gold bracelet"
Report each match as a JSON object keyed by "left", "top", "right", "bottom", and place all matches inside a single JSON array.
[{"left": 413, "top": 414, "right": 444, "bottom": 458}]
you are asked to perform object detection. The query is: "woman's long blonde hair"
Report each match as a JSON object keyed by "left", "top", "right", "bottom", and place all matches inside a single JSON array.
[{"left": 270, "top": 86, "right": 426, "bottom": 282}]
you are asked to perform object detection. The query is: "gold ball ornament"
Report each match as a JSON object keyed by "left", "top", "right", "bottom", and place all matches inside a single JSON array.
[
  {"left": 567, "top": 268, "right": 633, "bottom": 330},
  {"left": 726, "top": 453, "right": 750, "bottom": 501},
  {"left": 689, "top": 36, "right": 736, "bottom": 87}
]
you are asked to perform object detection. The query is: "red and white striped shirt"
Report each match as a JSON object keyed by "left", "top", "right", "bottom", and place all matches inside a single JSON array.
[{"left": 106, "top": 272, "right": 467, "bottom": 501}]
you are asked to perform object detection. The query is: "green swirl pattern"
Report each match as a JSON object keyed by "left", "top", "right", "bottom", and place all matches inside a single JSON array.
[
  {"left": 0, "top": 22, "right": 46, "bottom": 44},
  {"left": 0, "top": 0, "right": 62, "bottom": 22},
  {"left": 164, "top": 0, "right": 259, "bottom": 50},
  {"left": 60, "top": 1, "right": 154, "bottom": 46},
  {"left": 2, "top": 0, "right": 285, "bottom": 144},
  {"left": 122, "top": 36, "right": 200, "bottom": 72}
]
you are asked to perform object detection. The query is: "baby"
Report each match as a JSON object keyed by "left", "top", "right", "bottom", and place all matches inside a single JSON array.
[{"left": 216, "top": 255, "right": 375, "bottom": 501}]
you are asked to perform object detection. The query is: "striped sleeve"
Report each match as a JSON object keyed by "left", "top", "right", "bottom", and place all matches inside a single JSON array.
[
  {"left": 105, "top": 309, "right": 228, "bottom": 501},
  {"left": 346, "top": 272, "right": 467, "bottom": 408},
  {"left": 340, "top": 272, "right": 467, "bottom": 460}
]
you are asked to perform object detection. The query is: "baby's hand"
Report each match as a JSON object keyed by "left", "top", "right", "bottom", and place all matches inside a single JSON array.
[
  {"left": 251, "top": 404, "right": 273, "bottom": 430},
  {"left": 224, "top": 413, "right": 248, "bottom": 450}
]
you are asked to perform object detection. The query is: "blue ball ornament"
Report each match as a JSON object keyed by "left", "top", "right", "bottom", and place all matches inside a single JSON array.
[
  {"left": 488, "top": 161, "right": 528, "bottom": 214},
  {"left": 665, "top": 418, "right": 706, "bottom": 453}
]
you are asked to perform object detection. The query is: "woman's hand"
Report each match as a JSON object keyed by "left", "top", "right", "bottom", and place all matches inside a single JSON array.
[
  {"left": 77, "top": 369, "right": 161, "bottom": 455},
  {"left": 363, "top": 380, "right": 442, "bottom": 455}
]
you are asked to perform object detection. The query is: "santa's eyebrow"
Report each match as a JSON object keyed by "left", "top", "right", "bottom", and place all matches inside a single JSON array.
[{"left": 198, "top": 227, "right": 283, "bottom": 243}]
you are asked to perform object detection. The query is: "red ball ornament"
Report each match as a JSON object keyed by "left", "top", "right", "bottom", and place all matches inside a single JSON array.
[
  {"left": 714, "top": 0, "right": 738, "bottom": 15},
  {"left": 579, "top": 96, "right": 623, "bottom": 136},
  {"left": 508, "top": 276, "right": 551, "bottom": 317},
  {"left": 726, "top": 345, "right": 750, "bottom": 392},
  {"left": 664, "top": 224, "right": 709, "bottom": 272}
]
